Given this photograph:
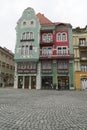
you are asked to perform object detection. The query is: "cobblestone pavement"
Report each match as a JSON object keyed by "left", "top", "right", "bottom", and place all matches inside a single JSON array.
[{"left": 0, "top": 89, "right": 87, "bottom": 130}]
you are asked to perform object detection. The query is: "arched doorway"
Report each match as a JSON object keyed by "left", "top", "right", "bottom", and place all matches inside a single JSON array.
[{"left": 81, "top": 78, "right": 87, "bottom": 90}]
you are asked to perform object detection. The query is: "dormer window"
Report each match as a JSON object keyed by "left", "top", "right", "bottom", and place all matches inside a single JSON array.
[
  {"left": 23, "top": 21, "right": 26, "bottom": 26},
  {"left": 31, "top": 21, "right": 34, "bottom": 25},
  {"left": 30, "top": 20, "right": 35, "bottom": 27},
  {"left": 21, "top": 19, "right": 35, "bottom": 28}
]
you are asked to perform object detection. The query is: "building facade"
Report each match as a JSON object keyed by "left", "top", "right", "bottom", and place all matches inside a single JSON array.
[
  {"left": 14, "top": 7, "right": 40, "bottom": 89},
  {"left": 0, "top": 47, "right": 15, "bottom": 87},
  {"left": 73, "top": 26, "right": 87, "bottom": 90},
  {"left": 14, "top": 7, "right": 74, "bottom": 90}
]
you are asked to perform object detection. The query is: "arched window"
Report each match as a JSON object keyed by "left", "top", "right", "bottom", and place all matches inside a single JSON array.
[
  {"left": 42, "top": 34, "right": 47, "bottom": 42},
  {"left": 21, "top": 32, "right": 34, "bottom": 40},
  {"left": 62, "top": 33, "right": 67, "bottom": 41},
  {"left": 42, "top": 33, "right": 53, "bottom": 43},
  {"left": 22, "top": 33, "right": 26, "bottom": 40},
  {"left": 56, "top": 32, "right": 67, "bottom": 42},
  {"left": 57, "top": 33, "right": 61, "bottom": 41},
  {"left": 23, "top": 21, "right": 26, "bottom": 26}
]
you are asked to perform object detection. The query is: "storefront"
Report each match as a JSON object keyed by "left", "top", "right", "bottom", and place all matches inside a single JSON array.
[
  {"left": 41, "top": 76, "right": 52, "bottom": 89},
  {"left": 17, "top": 62, "right": 37, "bottom": 89},
  {"left": 58, "top": 76, "right": 69, "bottom": 90}
]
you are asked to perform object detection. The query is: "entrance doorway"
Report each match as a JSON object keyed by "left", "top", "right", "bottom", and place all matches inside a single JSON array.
[
  {"left": 24, "top": 76, "right": 29, "bottom": 89},
  {"left": 58, "top": 76, "right": 69, "bottom": 90},
  {"left": 18, "top": 76, "right": 23, "bottom": 89},
  {"left": 81, "top": 78, "right": 87, "bottom": 90},
  {"left": 42, "top": 76, "right": 52, "bottom": 89},
  {"left": 31, "top": 76, "right": 36, "bottom": 89}
]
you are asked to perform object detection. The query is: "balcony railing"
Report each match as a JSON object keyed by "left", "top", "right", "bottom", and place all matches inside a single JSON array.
[
  {"left": 40, "top": 53, "right": 74, "bottom": 60},
  {"left": 20, "top": 39, "right": 34, "bottom": 42},
  {"left": 80, "top": 57, "right": 87, "bottom": 61},
  {"left": 40, "top": 41, "right": 53, "bottom": 46}
]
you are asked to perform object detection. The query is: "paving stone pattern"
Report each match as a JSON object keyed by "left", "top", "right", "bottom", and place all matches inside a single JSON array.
[{"left": 0, "top": 88, "right": 87, "bottom": 130}]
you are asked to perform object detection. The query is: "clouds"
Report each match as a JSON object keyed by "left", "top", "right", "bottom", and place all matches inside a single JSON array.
[{"left": 0, "top": 0, "right": 87, "bottom": 52}]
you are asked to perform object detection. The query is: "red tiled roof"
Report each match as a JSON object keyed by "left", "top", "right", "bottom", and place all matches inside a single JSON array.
[
  {"left": 36, "top": 13, "right": 53, "bottom": 25},
  {"left": 36, "top": 13, "right": 72, "bottom": 27}
]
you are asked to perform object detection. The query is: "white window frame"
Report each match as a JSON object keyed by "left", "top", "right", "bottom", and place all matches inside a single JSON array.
[
  {"left": 56, "top": 32, "right": 67, "bottom": 42},
  {"left": 57, "top": 46, "right": 68, "bottom": 55},
  {"left": 62, "top": 33, "right": 67, "bottom": 41},
  {"left": 21, "top": 32, "right": 34, "bottom": 40},
  {"left": 42, "top": 33, "right": 53, "bottom": 43},
  {"left": 42, "top": 47, "right": 52, "bottom": 56},
  {"left": 21, "top": 43, "right": 33, "bottom": 56}
]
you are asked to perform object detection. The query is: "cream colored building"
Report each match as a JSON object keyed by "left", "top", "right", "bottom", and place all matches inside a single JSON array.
[
  {"left": 73, "top": 26, "right": 87, "bottom": 90},
  {"left": 0, "top": 47, "right": 15, "bottom": 87}
]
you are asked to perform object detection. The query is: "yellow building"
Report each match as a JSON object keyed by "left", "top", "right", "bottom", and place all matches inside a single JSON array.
[
  {"left": 73, "top": 26, "right": 87, "bottom": 90},
  {"left": 0, "top": 47, "right": 15, "bottom": 87}
]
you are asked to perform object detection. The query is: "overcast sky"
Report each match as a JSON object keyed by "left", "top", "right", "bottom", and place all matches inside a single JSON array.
[{"left": 0, "top": 0, "right": 87, "bottom": 52}]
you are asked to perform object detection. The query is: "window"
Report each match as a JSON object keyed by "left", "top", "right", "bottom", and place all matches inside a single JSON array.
[
  {"left": 30, "top": 32, "right": 33, "bottom": 39},
  {"left": 63, "top": 47, "right": 67, "bottom": 55},
  {"left": 41, "top": 61, "right": 52, "bottom": 73},
  {"left": 57, "top": 33, "right": 61, "bottom": 41},
  {"left": 22, "top": 33, "right": 26, "bottom": 40},
  {"left": 30, "top": 20, "right": 34, "bottom": 25},
  {"left": 56, "top": 32, "right": 67, "bottom": 42},
  {"left": 42, "top": 47, "right": 52, "bottom": 56},
  {"left": 62, "top": 33, "right": 67, "bottom": 41},
  {"left": 21, "top": 44, "right": 33, "bottom": 56},
  {"left": 2, "top": 62, "right": 5, "bottom": 68},
  {"left": 29, "top": 45, "right": 33, "bottom": 55},
  {"left": 22, "top": 20, "right": 27, "bottom": 27},
  {"left": 58, "top": 61, "right": 68, "bottom": 69},
  {"left": 21, "top": 46, "right": 25, "bottom": 55},
  {"left": 23, "top": 21, "right": 26, "bottom": 26},
  {"left": 21, "top": 32, "right": 34, "bottom": 40},
  {"left": 48, "top": 48, "right": 52, "bottom": 55},
  {"left": 42, "top": 48, "right": 47, "bottom": 55},
  {"left": 26, "top": 32, "right": 30, "bottom": 40},
  {"left": 25, "top": 45, "right": 28, "bottom": 55},
  {"left": 57, "top": 46, "right": 68, "bottom": 55},
  {"left": 42, "top": 33, "right": 53, "bottom": 43},
  {"left": 58, "top": 47, "right": 62, "bottom": 55},
  {"left": 81, "top": 65, "right": 87, "bottom": 72},
  {"left": 79, "top": 38, "right": 86, "bottom": 46}
]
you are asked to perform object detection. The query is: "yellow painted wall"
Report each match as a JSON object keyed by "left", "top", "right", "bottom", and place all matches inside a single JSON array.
[
  {"left": 75, "top": 71, "right": 87, "bottom": 90},
  {"left": 75, "top": 72, "right": 81, "bottom": 90}
]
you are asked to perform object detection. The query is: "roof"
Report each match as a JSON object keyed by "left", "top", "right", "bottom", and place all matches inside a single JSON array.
[
  {"left": 54, "top": 22, "right": 72, "bottom": 27},
  {"left": 36, "top": 13, "right": 53, "bottom": 25},
  {"left": 0, "top": 46, "right": 14, "bottom": 56},
  {"left": 73, "top": 26, "right": 87, "bottom": 33},
  {"left": 36, "top": 13, "right": 72, "bottom": 27}
]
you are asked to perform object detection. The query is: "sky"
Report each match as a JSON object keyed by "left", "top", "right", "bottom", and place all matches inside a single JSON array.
[{"left": 0, "top": 0, "right": 87, "bottom": 52}]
